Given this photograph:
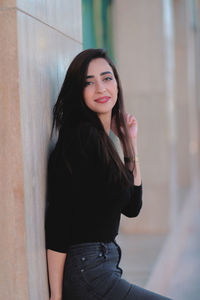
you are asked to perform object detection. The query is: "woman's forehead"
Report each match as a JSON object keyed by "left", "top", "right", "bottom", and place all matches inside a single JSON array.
[{"left": 87, "top": 58, "right": 113, "bottom": 75}]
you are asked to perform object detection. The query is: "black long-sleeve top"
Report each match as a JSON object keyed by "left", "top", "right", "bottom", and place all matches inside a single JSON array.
[{"left": 45, "top": 122, "right": 142, "bottom": 253}]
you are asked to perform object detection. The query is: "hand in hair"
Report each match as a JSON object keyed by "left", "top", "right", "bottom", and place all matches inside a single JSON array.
[
  {"left": 126, "top": 113, "right": 138, "bottom": 139},
  {"left": 111, "top": 113, "right": 138, "bottom": 140}
]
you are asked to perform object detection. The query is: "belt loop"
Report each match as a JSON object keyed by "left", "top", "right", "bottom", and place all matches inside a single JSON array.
[{"left": 100, "top": 242, "right": 107, "bottom": 259}]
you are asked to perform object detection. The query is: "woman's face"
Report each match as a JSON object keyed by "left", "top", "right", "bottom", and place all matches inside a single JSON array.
[{"left": 83, "top": 58, "right": 118, "bottom": 119}]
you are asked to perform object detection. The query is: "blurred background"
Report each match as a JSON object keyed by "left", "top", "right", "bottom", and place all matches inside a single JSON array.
[{"left": 0, "top": 0, "right": 200, "bottom": 299}]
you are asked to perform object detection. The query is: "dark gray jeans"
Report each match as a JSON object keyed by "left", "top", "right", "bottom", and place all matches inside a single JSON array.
[{"left": 62, "top": 241, "right": 172, "bottom": 300}]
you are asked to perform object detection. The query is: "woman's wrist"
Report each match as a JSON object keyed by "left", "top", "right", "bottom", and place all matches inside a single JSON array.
[
  {"left": 124, "top": 155, "right": 139, "bottom": 163},
  {"left": 50, "top": 295, "right": 62, "bottom": 300},
  {"left": 134, "top": 155, "right": 139, "bottom": 162}
]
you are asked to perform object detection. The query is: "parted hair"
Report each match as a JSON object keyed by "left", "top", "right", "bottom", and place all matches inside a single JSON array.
[{"left": 51, "top": 48, "right": 135, "bottom": 187}]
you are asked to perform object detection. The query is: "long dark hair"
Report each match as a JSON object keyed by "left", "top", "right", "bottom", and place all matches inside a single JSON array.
[{"left": 51, "top": 48, "right": 135, "bottom": 187}]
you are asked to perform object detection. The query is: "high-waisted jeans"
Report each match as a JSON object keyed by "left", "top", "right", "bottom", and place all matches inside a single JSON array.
[{"left": 62, "top": 240, "right": 173, "bottom": 300}]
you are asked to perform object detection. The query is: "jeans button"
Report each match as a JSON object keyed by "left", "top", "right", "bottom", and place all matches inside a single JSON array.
[
  {"left": 99, "top": 252, "right": 103, "bottom": 257},
  {"left": 80, "top": 268, "right": 84, "bottom": 272},
  {"left": 81, "top": 257, "right": 86, "bottom": 261}
]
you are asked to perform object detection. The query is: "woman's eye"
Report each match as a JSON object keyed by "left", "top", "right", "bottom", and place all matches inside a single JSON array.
[
  {"left": 85, "top": 81, "right": 93, "bottom": 86},
  {"left": 104, "top": 77, "right": 113, "bottom": 81}
]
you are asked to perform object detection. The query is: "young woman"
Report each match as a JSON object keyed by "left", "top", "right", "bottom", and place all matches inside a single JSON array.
[{"left": 45, "top": 48, "right": 172, "bottom": 300}]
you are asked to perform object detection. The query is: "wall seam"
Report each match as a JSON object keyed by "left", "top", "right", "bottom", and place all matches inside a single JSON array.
[{"left": 16, "top": 7, "right": 82, "bottom": 45}]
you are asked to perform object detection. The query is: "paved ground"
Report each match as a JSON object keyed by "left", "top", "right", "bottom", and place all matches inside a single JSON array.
[
  {"left": 116, "top": 176, "right": 200, "bottom": 300},
  {"left": 146, "top": 176, "right": 200, "bottom": 300},
  {"left": 166, "top": 203, "right": 200, "bottom": 300},
  {"left": 116, "top": 233, "right": 167, "bottom": 287}
]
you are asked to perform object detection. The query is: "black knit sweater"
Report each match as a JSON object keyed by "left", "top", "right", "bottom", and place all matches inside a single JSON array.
[{"left": 45, "top": 122, "right": 142, "bottom": 253}]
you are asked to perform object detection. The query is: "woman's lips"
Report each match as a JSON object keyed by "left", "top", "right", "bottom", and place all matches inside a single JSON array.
[{"left": 95, "top": 96, "right": 110, "bottom": 103}]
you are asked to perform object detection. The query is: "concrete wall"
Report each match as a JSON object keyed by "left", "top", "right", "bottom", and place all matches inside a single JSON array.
[
  {"left": 173, "top": 0, "right": 199, "bottom": 211},
  {"left": 113, "top": 0, "right": 171, "bottom": 233},
  {"left": 0, "top": 1, "right": 82, "bottom": 299},
  {"left": 112, "top": 0, "right": 200, "bottom": 234}
]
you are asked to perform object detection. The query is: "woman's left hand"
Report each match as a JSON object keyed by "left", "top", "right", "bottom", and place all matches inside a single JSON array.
[
  {"left": 111, "top": 113, "right": 138, "bottom": 140},
  {"left": 126, "top": 113, "right": 138, "bottom": 139}
]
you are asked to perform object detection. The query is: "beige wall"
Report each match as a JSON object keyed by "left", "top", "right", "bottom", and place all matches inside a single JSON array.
[
  {"left": 197, "top": 0, "right": 200, "bottom": 155},
  {"left": 113, "top": 0, "right": 171, "bottom": 233},
  {"left": 173, "top": 0, "right": 199, "bottom": 211},
  {"left": 0, "top": 1, "right": 82, "bottom": 299},
  {"left": 112, "top": 0, "right": 200, "bottom": 234}
]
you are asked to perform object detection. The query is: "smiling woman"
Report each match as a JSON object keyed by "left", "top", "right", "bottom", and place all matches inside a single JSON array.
[
  {"left": 83, "top": 58, "right": 118, "bottom": 134},
  {"left": 45, "top": 48, "right": 172, "bottom": 300}
]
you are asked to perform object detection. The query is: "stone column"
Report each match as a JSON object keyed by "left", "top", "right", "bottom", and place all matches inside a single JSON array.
[
  {"left": 0, "top": 5, "right": 29, "bottom": 300},
  {"left": 0, "top": 1, "right": 82, "bottom": 299}
]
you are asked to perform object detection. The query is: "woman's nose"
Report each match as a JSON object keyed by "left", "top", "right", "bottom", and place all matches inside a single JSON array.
[{"left": 96, "top": 81, "right": 106, "bottom": 93}]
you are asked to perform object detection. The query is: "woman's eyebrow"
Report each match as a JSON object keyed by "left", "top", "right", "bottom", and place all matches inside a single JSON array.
[
  {"left": 86, "top": 71, "right": 112, "bottom": 79},
  {"left": 100, "top": 71, "right": 112, "bottom": 76}
]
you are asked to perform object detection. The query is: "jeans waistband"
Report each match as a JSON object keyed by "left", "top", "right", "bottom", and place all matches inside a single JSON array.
[{"left": 67, "top": 240, "right": 121, "bottom": 256}]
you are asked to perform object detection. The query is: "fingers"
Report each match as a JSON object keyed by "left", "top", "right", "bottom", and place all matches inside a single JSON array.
[
  {"left": 126, "top": 113, "right": 137, "bottom": 125},
  {"left": 114, "top": 112, "right": 138, "bottom": 129}
]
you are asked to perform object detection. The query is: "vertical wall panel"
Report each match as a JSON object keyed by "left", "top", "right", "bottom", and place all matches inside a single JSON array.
[
  {"left": 17, "top": 8, "right": 82, "bottom": 299},
  {"left": 0, "top": 8, "right": 29, "bottom": 300},
  {"left": 0, "top": 1, "right": 82, "bottom": 299}
]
